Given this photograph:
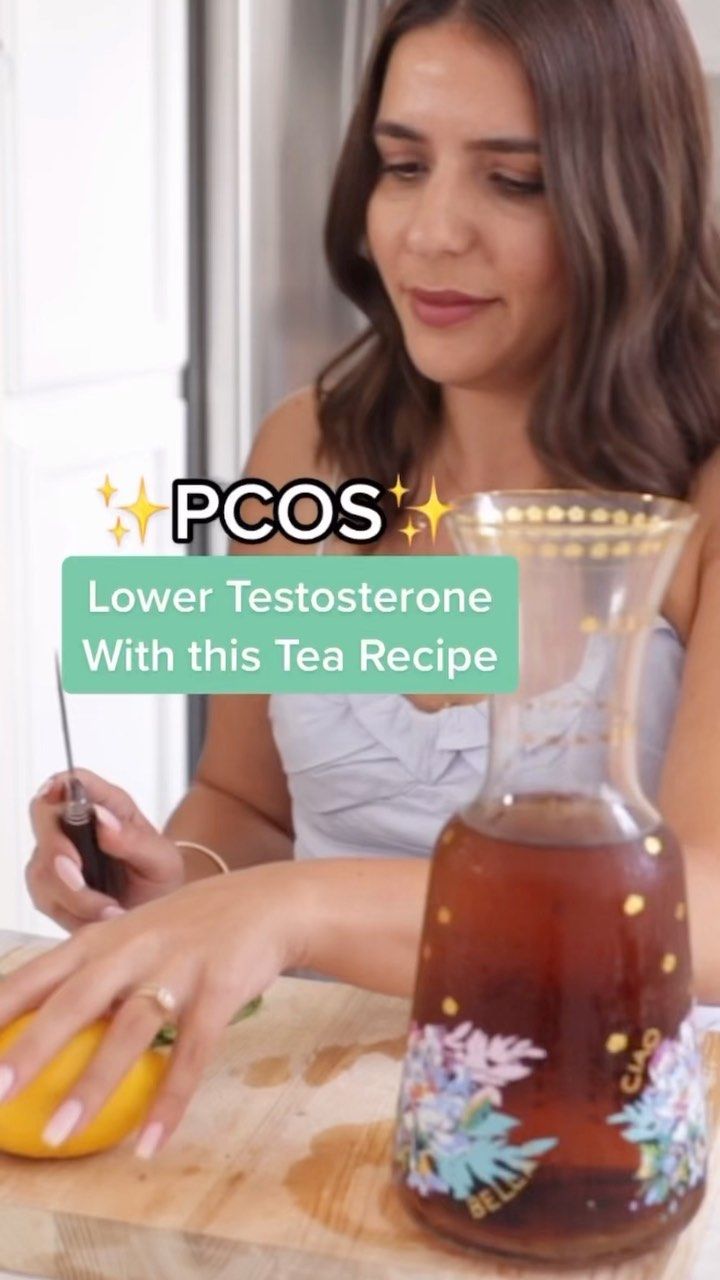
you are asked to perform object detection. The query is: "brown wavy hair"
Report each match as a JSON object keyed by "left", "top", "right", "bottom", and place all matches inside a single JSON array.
[{"left": 314, "top": 0, "right": 720, "bottom": 526}]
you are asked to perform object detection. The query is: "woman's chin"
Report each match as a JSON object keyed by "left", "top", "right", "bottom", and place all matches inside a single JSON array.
[{"left": 405, "top": 349, "right": 507, "bottom": 390}]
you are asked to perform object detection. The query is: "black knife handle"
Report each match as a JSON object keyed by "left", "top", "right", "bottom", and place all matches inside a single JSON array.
[{"left": 59, "top": 809, "right": 126, "bottom": 900}]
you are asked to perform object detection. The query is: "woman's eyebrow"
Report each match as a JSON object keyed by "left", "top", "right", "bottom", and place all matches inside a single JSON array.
[{"left": 372, "top": 121, "right": 540, "bottom": 154}]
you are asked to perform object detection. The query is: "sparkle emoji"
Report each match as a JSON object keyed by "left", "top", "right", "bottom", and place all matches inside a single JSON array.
[
  {"left": 119, "top": 478, "right": 168, "bottom": 545},
  {"left": 97, "top": 474, "right": 118, "bottom": 507},
  {"left": 400, "top": 518, "right": 421, "bottom": 547},
  {"left": 389, "top": 474, "right": 409, "bottom": 507},
  {"left": 109, "top": 518, "right": 130, "bottom": 549},
  {"left": 408, "top": 477, "right": 455, "bottom": 544}
]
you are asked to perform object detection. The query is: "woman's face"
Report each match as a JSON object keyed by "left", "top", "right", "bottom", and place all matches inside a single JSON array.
[{"left": 366, "top": 21, "right": 568, "bottom": 393}]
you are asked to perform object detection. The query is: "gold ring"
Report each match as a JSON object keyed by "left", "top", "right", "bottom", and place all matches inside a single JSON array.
[{"left": 130, "top": 984, "right": 179, "bottom": 1017}]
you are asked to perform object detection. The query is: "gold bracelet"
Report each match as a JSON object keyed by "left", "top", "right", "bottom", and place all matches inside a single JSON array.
[{"left": 175, "top": 840, "right": 230, "bottom": 876}]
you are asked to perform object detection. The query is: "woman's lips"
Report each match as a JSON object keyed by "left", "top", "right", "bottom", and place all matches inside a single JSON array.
[{"left": 408, "top": 288, "right": 499, "bottom": 329}]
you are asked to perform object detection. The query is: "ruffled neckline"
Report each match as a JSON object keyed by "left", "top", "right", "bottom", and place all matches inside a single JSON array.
[{"left": 345, "top": 614, "right": 682, "bottom": 783}]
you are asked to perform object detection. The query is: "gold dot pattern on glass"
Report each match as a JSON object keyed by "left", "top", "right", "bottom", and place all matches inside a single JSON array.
[
  {"left": 580, "top": 615, "right": 601, "bottom": 633},
  {"left": 451, "top": 499, "right": 683, "bottom": 563},
  {"left": 675, "top": 902, "right": 687, "bottom": 922},
  {"left": 437, "top": 907, "right": 452, "bottom": 925},
  {"left": 482, "top": 502, "right": 671, "bottom": 530},
  {"left": 623, "top": 894, "right": 646, "bottom": 917},
  {"left": 485, "top": 534, "right": 672, "bottom": 560},
  {"left": 442, "top": 997, "right": 459, "bottom": 1017},
  {"left": 661, "top": 953, "right": 678, "bottom": 974},
  {"left": 644, "top": 836, "right": 663, "bottom": 857},
  {"left": 606, "top": 1033, "right": 629, "bottom": 1054}
]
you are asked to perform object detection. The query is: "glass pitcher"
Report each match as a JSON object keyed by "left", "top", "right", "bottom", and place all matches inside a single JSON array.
[{"left": 392, "top": 490, "right": 708, "bottom": 1265}]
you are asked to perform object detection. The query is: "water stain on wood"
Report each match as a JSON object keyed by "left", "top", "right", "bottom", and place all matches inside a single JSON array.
[
  {"left": 242, "top": 1054, "right": 293, "bottom": 1088},
  {"left": 284, "top": 1119, "right": 396, "bottom": 1242},
  {"left": 303, "top": 1036, "right": 406, "bottom": 1087},
  {"left": 283, "top": 1116, "right": 447, "bottom": 1255}
]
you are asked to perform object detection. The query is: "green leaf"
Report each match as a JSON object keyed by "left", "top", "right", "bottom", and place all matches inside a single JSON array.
[
  {"left": 515, "top": 1137, "right": 558, "bottom": 1160},
  {"left": 435, "top": 1152, "right": 476, "bottom": 1200},
  {"left": 464, "top": 1108, "right": 519, "bottom": 1138},
  {"left": 434, "top": 1121, "right": 559, "bottom": 1201},
  {"left": 608, "top": 1097, "right": 662, "bottom": 1144},
  {"left": 150, "top": 995, "right": 263, "bottom": 1049},
  {"left": 466, "top": 1139, "right": 528, "bottom": 1185},
  {"left": 230, "top": 995, "right": 263, "bottom": 1024}
]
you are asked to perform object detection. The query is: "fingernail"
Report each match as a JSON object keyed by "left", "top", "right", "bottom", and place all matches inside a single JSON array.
[
  {"left": 135, "top": 1120, "right": 164, "bottom": 1160},
  {"left": 43, "top": 1097, "right": 83, "bottom": 1147},
  {"left": 0, "top": 1064, "right": 16, "bottom": 1103},
  {"left": 35, "top": 775, "right": 56, "bottom": 798},
  {"left": 54, "top": 854, "right": 86, "bottom": 892},
  {"left": 95, "top": 804, "right": 122, "bottom": 833},
  {"left": 100, "top": 905, "right": 125, "bottom": 920}
]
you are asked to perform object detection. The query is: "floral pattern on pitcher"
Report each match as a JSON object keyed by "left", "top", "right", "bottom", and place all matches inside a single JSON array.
[
  {"left": 394, "top": 1021, "right": 558, "bottom": 1202},
  {"left": 608, "top": 1014, "right": 708, "bottom": 1207}
]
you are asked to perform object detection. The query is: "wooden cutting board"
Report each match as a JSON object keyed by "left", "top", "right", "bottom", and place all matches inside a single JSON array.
[{"left": 0, "top": 929, "right": 717, "bottom": 1280}]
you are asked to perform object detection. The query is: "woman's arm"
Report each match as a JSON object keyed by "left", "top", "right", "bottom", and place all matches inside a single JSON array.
[
  {"left": 157, "top": 382, "right": 431, "bottom": 988},
  {"left": 164, "top": 694, "right": 295, "bottom": 881},
  {"left": 166, "top": 387, "right": 331, "bottom": 883},
  {"left": 293, "top": 856, "right": 430, "bottom": 997}
]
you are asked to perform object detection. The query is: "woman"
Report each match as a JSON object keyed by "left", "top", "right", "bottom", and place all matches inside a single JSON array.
[{"left": 8, "top": 0, "right": 720, "bottom": 1161}]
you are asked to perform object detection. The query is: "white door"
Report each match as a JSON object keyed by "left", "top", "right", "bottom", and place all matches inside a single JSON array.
[{"left": 0, "top": 0, "right": 189, "bottom": 937}]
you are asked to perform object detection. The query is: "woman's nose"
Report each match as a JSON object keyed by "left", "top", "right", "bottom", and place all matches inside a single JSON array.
[{"left": 403, "top": 175, "right": 478, "bottom": 257}]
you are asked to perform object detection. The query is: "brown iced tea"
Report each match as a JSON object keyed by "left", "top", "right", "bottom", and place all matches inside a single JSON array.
[{"left": 394, "top": 793, "right": 707, "bottom": 1264}]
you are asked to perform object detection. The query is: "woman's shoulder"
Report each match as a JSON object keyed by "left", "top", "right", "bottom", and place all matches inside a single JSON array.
[
  {"left": 247, "top": 385, "right": 329, "bottom": 484},
  {"left": 665, "top": 446, "right": 720, "bottom": 642},
  {"left": 229, "top": 386, "right": 332, "bottom": 558},
  {"left": 689, "top": 446, "right": 720, "bottom": 553}
]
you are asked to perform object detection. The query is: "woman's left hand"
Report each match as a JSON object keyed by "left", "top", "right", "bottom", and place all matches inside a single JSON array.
[{"left": 0, "top": 862, "right": 306, "bottom": 1157}]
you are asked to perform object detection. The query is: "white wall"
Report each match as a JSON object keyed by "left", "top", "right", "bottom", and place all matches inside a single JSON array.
[
  {"left": 0, "top": 0, "right": 189, "bottom": 937},
  {"left": 682, "top": 1, "right": 720, "bottom": 75}
]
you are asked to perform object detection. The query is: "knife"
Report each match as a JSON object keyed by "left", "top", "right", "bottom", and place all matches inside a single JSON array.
[{"left": 54, "top": 653, "right": 125, "bottom": 899}]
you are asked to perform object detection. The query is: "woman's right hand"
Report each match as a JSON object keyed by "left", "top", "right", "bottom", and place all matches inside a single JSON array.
[{"left": 27, "top": 769, "right": 187, "bottom": 933}]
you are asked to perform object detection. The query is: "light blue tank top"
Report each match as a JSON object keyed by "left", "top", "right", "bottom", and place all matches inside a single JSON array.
[
  {"left": 268, "top": 614, "right": 683, "bottom": 863},
  {"left": 268, "top": 492, "right": 718, "bottom": 1029},
  {"left": 271, "top": 490, "right": 687, "bottom": 864},
  {"left": 270, "top": 609, "right": 720, "bottom": 1028}
]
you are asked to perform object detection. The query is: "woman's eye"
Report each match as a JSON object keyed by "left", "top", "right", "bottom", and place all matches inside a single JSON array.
[
  {"left": 379, "top": 161, "right": 424, "bottom": 181},
  {"left": 375, "top": 160, "right": 545, "bottom": 194},
  {"left": 492, "top": 174, "right": 545, "bottom": 197}
]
